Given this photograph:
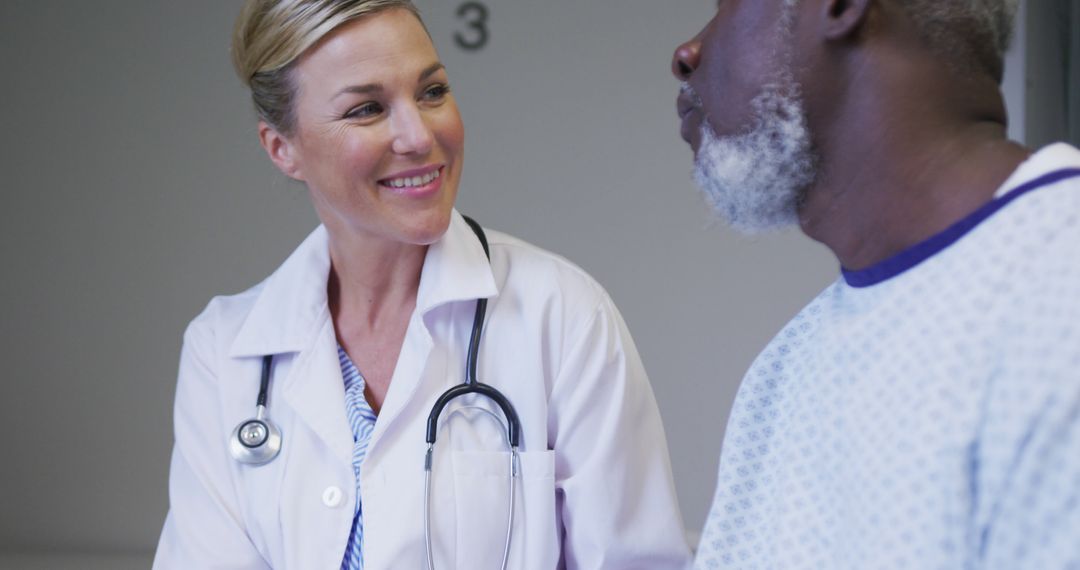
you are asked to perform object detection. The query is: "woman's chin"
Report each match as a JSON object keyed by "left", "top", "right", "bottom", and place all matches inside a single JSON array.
[{"left": 392, "top": 210, "right": 455, "bottom": 246}]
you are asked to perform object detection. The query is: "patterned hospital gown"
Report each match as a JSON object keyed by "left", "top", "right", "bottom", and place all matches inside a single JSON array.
[{"left": 695, "top": 144, "right": 1080, "bottom": 570}]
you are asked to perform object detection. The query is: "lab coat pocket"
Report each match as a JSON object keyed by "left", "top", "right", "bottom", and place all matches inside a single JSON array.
[{"left": 451, "top": 450, "right": 559, "bottom": 570}]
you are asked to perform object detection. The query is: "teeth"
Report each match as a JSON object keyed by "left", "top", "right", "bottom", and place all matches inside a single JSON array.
[{"left": 384, "top": 168, "right": 441, "bottom": 188}]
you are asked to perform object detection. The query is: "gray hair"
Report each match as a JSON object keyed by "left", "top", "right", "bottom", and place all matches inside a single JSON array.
[
  {"left": 900, "top": 0, "right": 1020, "bottom": 81},
  {"left": 782, "top": 0, "right": 1020, "bottom": 82}
]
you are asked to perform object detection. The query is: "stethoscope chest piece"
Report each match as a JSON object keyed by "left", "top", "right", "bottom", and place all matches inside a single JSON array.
[
  {"left": 229, "top": 354, "right": 282, "bottom": 465},
  {"left": 229, "top": 408, "right": 282, "bottom": 465}
]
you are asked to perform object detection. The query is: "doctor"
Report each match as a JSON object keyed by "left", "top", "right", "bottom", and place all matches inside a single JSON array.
[{"left": 153, "top": 1, "right": 691, "bottom": 569}]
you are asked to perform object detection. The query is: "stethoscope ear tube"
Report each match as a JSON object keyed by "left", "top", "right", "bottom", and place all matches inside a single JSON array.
[{"left": 424, "top": 442, "right": 519, "bottom": 570}]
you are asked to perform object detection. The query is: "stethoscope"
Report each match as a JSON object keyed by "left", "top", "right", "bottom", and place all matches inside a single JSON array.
[{"left": 227, "top": 216, "right": 522, "bottom": 570}]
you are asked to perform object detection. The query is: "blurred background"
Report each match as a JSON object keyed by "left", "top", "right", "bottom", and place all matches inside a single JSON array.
[{"left": 1, "top": 0, "right": 1077, "bottom": 567}]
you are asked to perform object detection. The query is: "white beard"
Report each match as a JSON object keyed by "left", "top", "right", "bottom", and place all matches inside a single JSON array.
[{"left": 689, "top": 80, "right": 817, "bottom": 233}]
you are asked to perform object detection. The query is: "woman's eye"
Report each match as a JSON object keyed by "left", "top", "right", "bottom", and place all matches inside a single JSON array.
[
  {"left": 344, "top": 102, "right": 382, "bottom": 119},
  {"left": 422, "top": 84, "right": 450, "bottom": 102}
]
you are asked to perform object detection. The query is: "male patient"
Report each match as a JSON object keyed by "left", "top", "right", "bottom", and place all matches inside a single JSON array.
[{"left": 671, "top": 0, "right": 1080, "bottom": 567}]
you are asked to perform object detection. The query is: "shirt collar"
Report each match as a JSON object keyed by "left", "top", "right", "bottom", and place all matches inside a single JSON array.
[
  {"left": 229, "top": 210, "right": 498, "bottom": 358},
  {"left": 415, "top": 211, "right": 499, "bottom": 315},
  {"left": 841, "top": 143, "right": 1080, "bottom": 288}
]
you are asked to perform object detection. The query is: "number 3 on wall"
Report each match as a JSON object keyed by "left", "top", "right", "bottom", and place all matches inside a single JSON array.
[{"left": 454, "top": 1, "right": 489, "bottom": 51}]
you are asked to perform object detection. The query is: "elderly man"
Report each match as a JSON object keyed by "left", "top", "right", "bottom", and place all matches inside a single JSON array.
[{"left": 671, "top": 0, "right": 1080, "bottom": 568}]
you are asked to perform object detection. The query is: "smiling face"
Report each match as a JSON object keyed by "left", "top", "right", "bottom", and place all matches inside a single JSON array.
[
  {"left": 261, "top": 8, "right": 464, "bottom": 247},
  {"left": 672, "top": 0, "right": 818, "bottom": 232}
]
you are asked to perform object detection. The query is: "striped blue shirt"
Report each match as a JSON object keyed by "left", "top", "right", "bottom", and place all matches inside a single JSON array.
[{"left": 338, "top": 346, "right": 377, "bottom": 570}]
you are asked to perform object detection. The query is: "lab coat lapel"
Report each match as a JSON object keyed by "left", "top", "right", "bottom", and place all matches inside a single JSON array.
[
  {"left": 222, "top": 214, "right": 498, "bottom": 465},
  {"left": 227, "top": 226, "right": 354, "bottom": 467},
  {"left": 367, "top": 211, "right": 498, "bottom": 450},
  {"left": 228, "top": 226, "right": 332, "bottom": 359},
  {"left": 281, "top": 316, "right": 354, "bottom": 467},
  {"left": 366, "top": 310, "right": 435, "bottom": 451}
]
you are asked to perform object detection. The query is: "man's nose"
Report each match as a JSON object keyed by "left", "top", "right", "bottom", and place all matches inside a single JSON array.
[{"left": 671, "top": 39, "right": 701, "bottom": 81}]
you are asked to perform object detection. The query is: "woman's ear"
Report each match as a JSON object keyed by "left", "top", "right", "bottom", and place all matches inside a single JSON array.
[
  {"left": 820, "top": 0, "right": 872, "bottom": 41},
  {"left": 258, "top": 121, "right": 305, "bottom": 181}
]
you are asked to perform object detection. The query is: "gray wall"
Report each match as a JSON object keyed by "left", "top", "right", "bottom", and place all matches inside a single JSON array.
[
  {"left": 1021, "top": 0, "right": 1080, "bottom": 147},
  {"left": 0, "top": 0, "right": 1054, "bottom": 566}
]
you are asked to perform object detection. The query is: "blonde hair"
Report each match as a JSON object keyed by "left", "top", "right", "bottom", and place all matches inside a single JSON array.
[{"left": 232, "top": 0, "right": 422, "bottom": 134}]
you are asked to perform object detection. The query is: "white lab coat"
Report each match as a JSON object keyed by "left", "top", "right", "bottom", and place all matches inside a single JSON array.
[{"left": 154, "top": 211, "right": 692, "bottom": 570}]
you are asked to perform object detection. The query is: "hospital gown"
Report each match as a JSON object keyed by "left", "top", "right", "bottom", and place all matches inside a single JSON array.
[{"left": 695, "top": 143, "right": 1080, "bottom": 570}]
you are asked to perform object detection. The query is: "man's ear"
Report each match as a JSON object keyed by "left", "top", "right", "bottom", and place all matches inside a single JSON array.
[
  {"left": 819, "top": 0, "right": 872, "bottom": 41},
  {"left": 258, "top": 121, "right": 305, "bottom": 181}
]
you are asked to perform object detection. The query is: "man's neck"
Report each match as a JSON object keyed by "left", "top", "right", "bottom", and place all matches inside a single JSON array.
[{"left": 798, "top": 70, "right": 1030, "bottom": 270}]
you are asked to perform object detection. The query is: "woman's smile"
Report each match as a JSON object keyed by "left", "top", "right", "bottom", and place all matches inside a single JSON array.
[{"left": 378, "top": 164, "right": 444, "bottom": 197}]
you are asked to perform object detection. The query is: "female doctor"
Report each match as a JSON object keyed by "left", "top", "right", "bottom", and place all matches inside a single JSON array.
[{"left": 153, "top": 1, "right": 691, "bottom": 568}]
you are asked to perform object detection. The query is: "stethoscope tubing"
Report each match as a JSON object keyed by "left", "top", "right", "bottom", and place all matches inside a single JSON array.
[
  {"left": 425, "top": 382, "right": 521, "bottom": 447},
  {"left": 423, "top": 442, "right": 519, "bottom": 570},
  {"left": 423, "top": 216, "right": 523, "bottom": 569}
]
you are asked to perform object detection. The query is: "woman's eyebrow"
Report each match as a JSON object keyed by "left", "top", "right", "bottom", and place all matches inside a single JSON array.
[
  {"left": 418, "top": 62, "right": 445, "bottom": 81},
  {"left": 332, "top": 62, "right": 446, "bottom": 100},
  {"left": 335, "top": 83, "right": 384, "bottom": 99}
]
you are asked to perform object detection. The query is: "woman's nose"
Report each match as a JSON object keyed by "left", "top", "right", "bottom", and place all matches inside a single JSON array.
[
  {"left": 391, "top": 105, "right": 434, "bottom": 156},
  {"left": 672, "top": 39, "right": 701, "bottom": 81}
]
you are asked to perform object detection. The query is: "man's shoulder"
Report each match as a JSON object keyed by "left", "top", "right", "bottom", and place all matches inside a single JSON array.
[
  {"left": 738, "top": 280, "right": 843, "bottom": 379},
  {"left": 994, "top": 143, "right": 1080, "bottom": 207},
  {"left": 987, "top": 145, "right": 1080, "bottom": 270}
]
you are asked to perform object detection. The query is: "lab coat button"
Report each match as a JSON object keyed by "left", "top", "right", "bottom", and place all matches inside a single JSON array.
[{"left": 322, "top": 486, "right": 344, "bottom": 508}]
